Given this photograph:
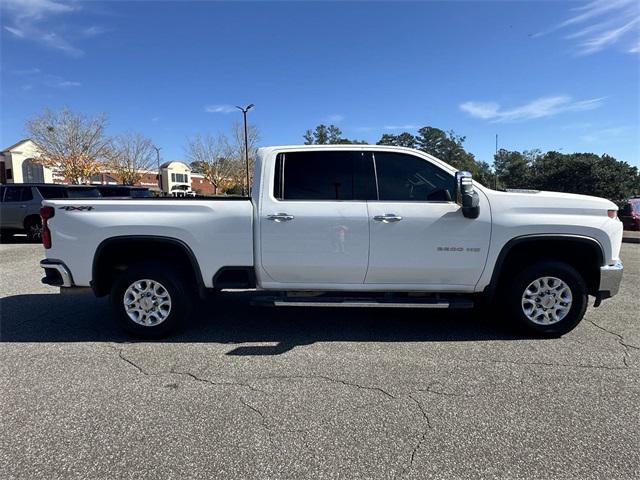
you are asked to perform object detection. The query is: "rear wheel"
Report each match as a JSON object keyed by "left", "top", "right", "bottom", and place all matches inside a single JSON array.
[
  {"left": 504, "top": 261, "right": 588, "bottom": 336},
  {"left": 110, "top": 262, "right": 192, "bottom": 338},
  {"left": 25, "top": 217, "right": 43, "bottom": 243}
]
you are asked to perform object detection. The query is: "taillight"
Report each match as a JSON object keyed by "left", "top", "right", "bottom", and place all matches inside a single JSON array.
[
  {"left": 40, "top": 206, "right": 55, "bottom": 249},
  {"left": 607, "top": 210, "right": 617, "bottom": 219}
]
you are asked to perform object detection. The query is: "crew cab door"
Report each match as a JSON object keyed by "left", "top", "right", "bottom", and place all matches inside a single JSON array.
[
  {"left": 259, "top": 150, "right": 375, "bottom": 285},
  {"left": 365, "top": 151, "right": 491, "bottom": 288}
]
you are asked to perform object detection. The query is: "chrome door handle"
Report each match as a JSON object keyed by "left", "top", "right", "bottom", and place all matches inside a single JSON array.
[
  {"left": 267, "top": 213, "right": 295, "bottom": 222},
  {"left": 373, "top": 214, "right": 403, "bottom": 223}
]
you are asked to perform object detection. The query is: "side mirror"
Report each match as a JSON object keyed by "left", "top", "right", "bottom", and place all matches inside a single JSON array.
[{"left": 455, "top": 171, "right": 480, "bottom": 219}]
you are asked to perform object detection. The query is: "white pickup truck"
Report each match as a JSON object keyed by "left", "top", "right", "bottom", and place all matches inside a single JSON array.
[{"left": 39, "top": 145, "right": 624, "bottom": 337}]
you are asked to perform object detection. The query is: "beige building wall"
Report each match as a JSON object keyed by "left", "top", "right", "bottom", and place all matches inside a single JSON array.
[
  {"left": 160, "top": 161, "right": 192, "bottom": 195},
  {"left": 1, "top": 139, "right": 53, "bottom": 183}
]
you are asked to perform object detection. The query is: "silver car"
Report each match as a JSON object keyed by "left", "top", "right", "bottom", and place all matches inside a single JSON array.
[{"left": 0, "top": 184, "right": 100, "bottom": 242}]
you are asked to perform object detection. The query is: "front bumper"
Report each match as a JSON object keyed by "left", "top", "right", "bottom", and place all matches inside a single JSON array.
[
  {"left": 40, "top": 259, "right": 74, "bottom": 287},
  {"left": 598, "top": 260, "right": 623, "bottom": 299}
]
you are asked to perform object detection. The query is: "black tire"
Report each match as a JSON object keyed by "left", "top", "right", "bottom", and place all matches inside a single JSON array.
[
  {"left": 25, "top": 216, "right": 43, "bottom": 243},
  {"left": 110, "top": 262, "right": 193, "bottom": 338},
  {"left": 504, "top": 261, "right": 588, "bottom": 337}
]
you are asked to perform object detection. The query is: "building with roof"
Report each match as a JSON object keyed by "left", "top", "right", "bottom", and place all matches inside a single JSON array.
[
  {"left": 1, "top": 139, "right": 215, "bottom": 195},
  {"left": 0, "top": 139, "right": 54, "bottom": 184}
]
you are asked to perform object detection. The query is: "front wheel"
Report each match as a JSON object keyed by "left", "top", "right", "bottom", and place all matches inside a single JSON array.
[
  {"left": 110, "top": 262, "right": 192, "bottom": 338},
  {"left": 505, "top": 261, "right": 588, "bottom": 337}
]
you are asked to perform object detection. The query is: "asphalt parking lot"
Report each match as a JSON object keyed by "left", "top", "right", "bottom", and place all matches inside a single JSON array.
[{"left": 1, "top": 241, "right": 638, "bottom": 480}]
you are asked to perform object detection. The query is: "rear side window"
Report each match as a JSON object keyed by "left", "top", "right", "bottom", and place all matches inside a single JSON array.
[
  {"left": 374, "top": 152, "right": 455, "bottom": 202},
  {"left": 37, "top": 186, "right": 67, "bottom": 199},
  {"left": 275, "top": 151, "right": 376, "bottom": 201},
  {"left": 3, "top": 186, "right": 32, "bottom": 202},
  {"left": 67, "top": 187, "right": 101, "bottom": 198}
]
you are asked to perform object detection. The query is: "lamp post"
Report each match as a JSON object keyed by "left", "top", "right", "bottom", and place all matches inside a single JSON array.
[
  {"left": 154, "top": 146, "right": 162, "bottom": 194},
  {"left": 236, "top": 104, "right": 254, "bottom": 195}
]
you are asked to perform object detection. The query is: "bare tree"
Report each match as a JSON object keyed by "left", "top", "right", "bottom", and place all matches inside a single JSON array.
[
  {"left": 230, "top": 121, "right": 260, "bottom": 192},
  {"left": 109, "top": 132, "right": 155, "bottom": 185},
  {"left": 26, "top": 107, "right": 111, "bottom": 184},
  {"left": 185, "top": 133, "right": 236, "bottom": 194}
]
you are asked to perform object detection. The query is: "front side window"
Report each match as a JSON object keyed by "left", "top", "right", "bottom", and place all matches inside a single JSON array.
[
  {"left": 274, "top": 151, "right": 375, "bottom": 201},
  {"left": 373, "top": 151, "right": 455, "bottom": 202}
]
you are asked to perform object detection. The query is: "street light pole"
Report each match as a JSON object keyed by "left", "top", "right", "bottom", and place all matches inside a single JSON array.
[
  {"left": 236, "top": 104, "right": 254, "bottom": 196},
  {"left": 154, "top": 146, "right": 162, "bottom": 194}
]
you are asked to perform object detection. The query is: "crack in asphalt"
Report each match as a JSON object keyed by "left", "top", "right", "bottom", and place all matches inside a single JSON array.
[
  {"left": 258, "top": 374, "right": 397, "bottom": 399},
  {"left": 417, "top": 381, "right": 475, "bottom": 398},
  {"left": 462, "top": 357, "right": 630, "bottom": 370},
  {"left": 401, "top": 394, "right": 432, "bottom": 478},
  {"left": 589, "top": 320, "right": 639, "bottom": 367}
]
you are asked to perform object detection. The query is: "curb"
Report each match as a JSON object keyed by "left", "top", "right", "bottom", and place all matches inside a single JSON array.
[{"left": 623, "top": 236, "right": 640, "bottom": 244}]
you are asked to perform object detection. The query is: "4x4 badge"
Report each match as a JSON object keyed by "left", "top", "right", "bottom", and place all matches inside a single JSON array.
[{"left": 58, "top": 206, "right": 94, "bottom": 211}]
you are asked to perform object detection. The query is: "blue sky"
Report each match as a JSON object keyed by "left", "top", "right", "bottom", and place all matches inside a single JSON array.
[{"left": 1, "top": 0, "right": 639, "bottom": 166}]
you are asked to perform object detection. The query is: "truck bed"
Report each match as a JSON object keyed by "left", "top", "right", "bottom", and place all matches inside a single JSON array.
[{"left": 42, "top": 198, "right": 254, "bottom": 288}]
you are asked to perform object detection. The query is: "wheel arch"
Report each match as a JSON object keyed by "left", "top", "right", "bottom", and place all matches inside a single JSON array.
[
  {"left": 484, "top": 234, "right": 605, "bottom": 301},
  {"left": 91, "top": 235, "right": 206, "bottom": 298}
]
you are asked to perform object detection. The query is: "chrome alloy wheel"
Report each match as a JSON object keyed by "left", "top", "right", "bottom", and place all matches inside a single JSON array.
[
  {"left": 123, "top": 279, "right": 172, "bottom": 326},
  {"left": 521, "top": 276, "right": 573, "bottom": 325}
]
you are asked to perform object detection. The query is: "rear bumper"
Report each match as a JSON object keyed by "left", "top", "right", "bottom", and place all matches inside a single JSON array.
[
  {"left": 598, "top": 260, "right": 623, "bottom": 299},
  {"left": 40, "top": 259, "right": 74, "bottom": 287}
]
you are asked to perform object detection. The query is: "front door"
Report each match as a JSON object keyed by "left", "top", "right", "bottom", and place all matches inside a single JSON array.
[
  {"left": 365, "top": 151, "right": 491, "bottom": 288},
  {"left": 259, "top": 150, "right": 375, "bottom": 285}
]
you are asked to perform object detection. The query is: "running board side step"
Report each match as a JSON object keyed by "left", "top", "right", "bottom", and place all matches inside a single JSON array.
[{"left": 253, "top": 297, "right": 474, "bottom": 309}]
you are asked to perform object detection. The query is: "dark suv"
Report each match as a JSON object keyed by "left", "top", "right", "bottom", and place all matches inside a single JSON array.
[
  {"left": 620, "top": 197, "right": 640, "bottom": 231},
  {"left": 0, "top": 184, "right": 101, "bottom": 242}
]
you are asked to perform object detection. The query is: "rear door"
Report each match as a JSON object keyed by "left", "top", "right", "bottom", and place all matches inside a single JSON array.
[
  {"left": 365, "top": 151, "right": 491, "bottom": 287},
  {"left": 259, "top": 150, "right": 375, "bottom": 285}
]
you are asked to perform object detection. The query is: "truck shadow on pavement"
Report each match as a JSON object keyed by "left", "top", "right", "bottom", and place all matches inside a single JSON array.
[{"left": 0, "top": 291, "right": 521, "bottom": 354}]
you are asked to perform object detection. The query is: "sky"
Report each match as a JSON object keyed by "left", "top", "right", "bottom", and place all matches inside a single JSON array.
[{"left": 1, "top": 0, "right": 639, "bottom": 166}]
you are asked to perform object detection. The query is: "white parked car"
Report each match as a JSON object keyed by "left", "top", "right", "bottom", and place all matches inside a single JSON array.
[{"left": 39, "top": 145, "right": 623, "bottom": 337}]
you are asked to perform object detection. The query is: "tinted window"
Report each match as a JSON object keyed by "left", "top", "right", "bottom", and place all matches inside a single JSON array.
[
  {"left": 96, "top": 187, "right": 121, "bottom": 197},
  {"left": 3, "top": 186, "right": 31, "bottom": 202},
  {"left": 37, "top": 186, "right": 67, "bottom": 199},
  {"left": 621, "top": 204, "right": 631, "bottom": 215},
  {"left": 277, "top": 151, "right": 375, "bottom": 201},
  {"left": 374, "top": 152, "right": 455, "bottom": 202},
  {"left": 67, "top": 187, "right": 101, "bottom": 198},
  {"left": 130, "top": 189, "right": 151, "bottom": 198}
]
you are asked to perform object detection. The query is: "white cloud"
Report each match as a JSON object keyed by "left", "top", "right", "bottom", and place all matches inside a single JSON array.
[
  {"left": 82, "top": 25, "right": 108, "bottom": 37},
  {"left": 1, "top": 0, "right": 87, "bottom": 57},
  {"left": 2, "top": 0, "right": 76, "bottom": 21},
  {"left": 4, "top": 26, "right": 25, "bottom": 38},
  {"left": 325, "top": 114, "right": 344, "bottom": 123},
  {"left": 383, "top": 124, "right": 420, "bottom": 130},
  {"left": 538, "top": 0, "right": 640, "bottom": 55},
  {"left": 630, "top": 41, "right": 640, "bottom": 53},
  {"left": 43, "top": 75, "right": 81, "bottom": 87},
  {"left": 12, "top": 67, "right": 41, "bottom": 75},
  {"left": 460, "top": 95, "right": 605, "bottom": 122},
  {"left": 204, "top": 104, "right": 237, "bottom": 114}
]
